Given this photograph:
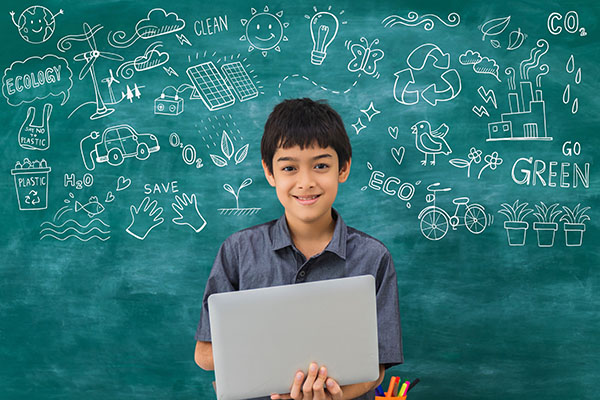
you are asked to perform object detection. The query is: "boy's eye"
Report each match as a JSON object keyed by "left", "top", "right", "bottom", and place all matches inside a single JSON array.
[
  {"left": 282, "top": 166, "right": 295, "bottom": 172},
  {"left": 315, "top": 163, "right": 329, "bottom": 170}
]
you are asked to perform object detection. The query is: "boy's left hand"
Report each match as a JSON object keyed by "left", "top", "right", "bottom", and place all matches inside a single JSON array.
[{"left": 271, "top": 363, "right": 343, "bottom": 400}]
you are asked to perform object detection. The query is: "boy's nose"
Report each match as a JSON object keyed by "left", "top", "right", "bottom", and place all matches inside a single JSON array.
[{"left": 297, "top": 170, "right": 316, "bottom": 189}]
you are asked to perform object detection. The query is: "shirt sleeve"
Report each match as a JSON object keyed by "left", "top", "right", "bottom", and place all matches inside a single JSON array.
[
  {"left": 195, "top": 238, "right": 239, "bottom": 342},
  {"left": 375, "top": 250, "right": 404, "bottom": 368}
]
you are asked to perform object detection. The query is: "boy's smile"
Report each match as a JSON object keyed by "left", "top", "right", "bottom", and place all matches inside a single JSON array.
[{"left": 263, "top": 144, "right": 350, "bottom": 230}]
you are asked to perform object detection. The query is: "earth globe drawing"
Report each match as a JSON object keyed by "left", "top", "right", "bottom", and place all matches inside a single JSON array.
[{"left": 10, "top": 6, "right": 63, "bottom": 44}]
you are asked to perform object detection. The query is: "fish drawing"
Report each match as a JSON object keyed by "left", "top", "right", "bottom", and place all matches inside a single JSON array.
[{"left": 75, "top": 196, "right": 105, "bottom": 217}]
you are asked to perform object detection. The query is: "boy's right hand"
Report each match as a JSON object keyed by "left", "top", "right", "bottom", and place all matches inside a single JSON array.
[{"left": 271, "top": 363, "right": 343, "bottom": 400}]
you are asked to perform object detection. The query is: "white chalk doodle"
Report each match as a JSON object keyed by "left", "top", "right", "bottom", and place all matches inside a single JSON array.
[
  {"left": 57, "top": 23, "right": 124, "bottom": 120},
  {"left": 169, "top": 132, "right": 204, "bottom": 168},
  {"left": 346, "top": 37, "right": 384, "bottom": 78},
  {"left": 11, "top": 158, "right": 51, "bottom": 211},
  {"left": 393, "top": 43, "right": 461, "bottom": 106},
  {"left": 240, "top": 6, "right": 289, "bottom": 57},
  {"left": 176, "top": 33, "right": 192, "bottom": 46},
  {"left": 64, "top": 173, "right": 93, "bottom": 190},
  {"left": 459, "top": 50, "right": 501, "bottom": 82},
  {"left": 18, "top": 103, "right": 52, "bottom": 151},
  {"left": 154, "top": 84, "right": 194, "bottom": 116},
  {"left": 40, "top": 218, "right": 110, "bottom": 241},
  {"left": 560, "top": 204, "right": 590, "bottom": 246},
  {"left": 478, "top": 86, "right": 497, "bottom": 109},
  {"left": 163, "top": 66, "right": 179, "bottom": 77},
  {"left": 548, "top": 11, "right": 587, "bottom": 37},
  {"left": 116, "top": 41, "right": 169, "bottom": 79},
  {"left": 532, "top": 202, "right": 561, "bottom": 247},
  {"left": 418, "top": 183, "right": 489, "bottom": 241},
  {"left": 80, "top": 124, "right": 160, "bottom": 170},
  {"left": 450, "top": 149, "right": 503, "bottom": 179},
  {"left": 74, "top": 196, "right": 104, "bottom": 218},
  {"left": 122, "top": 84, "right": 143, "bottom": 103},
  {"left": 498, "top": 200, "right": 532, "bottom": 246},
  {"left": 479, "top": 16, "right": 510, "bottom": 41},
  {"left": 117, "top": 176, "right": 131, "bottom": 191},
  {"left": 411, "top": 121, "right": 451, "bottom": 165},
  {"left": 306, "top": 6, "right": 343, "bottom": 65},
  {"left": 507, "top": 28, "right": 527, "bottom": 50},
  {"left": 172, "top": 193, "right": 207, "bottom": 233},
  {"left": 218, "top": 178, "right": 261, "bottom": 216},
  {"left": 209, "top": 130, "right": 249, "bottom": 167},
  {"left": 186, "top": 58, "right": 259, "bottom": 111},
  {"left": 10, "top": 6, "right": 63, "bottom": 44},
  {"left": 360, "top": 102, "right": 381, "bottom": 122},
  {"left": 361, "top": 162, "right": 420, "bottom": 209},
  {"left": 519, "top": 39, "right": 549, "bottom": 81},
  {"left": 277, "top": 73, "right": 360, "bottom": 97},
  {"left": 472, "top": 105, "right": 489, "bottom": 118},
  {"left": 388, "top": 126, "right": 399, "bottom": 140},
  {"left": 108, "top": 8, "right": 185, "bottom": 48},
  {"left": 563, "top": 55, "right": 580, "bottom": 114},
  {"left": 101, "top": 69, "right": 119, "bottom": 103},
  {"left": 2, "top": 54, "right": 73, "bottom": 107},
  {"left": 194, "top": 15, "right": 228, "bottom": 37},
  {"left": 391, "top": 147, "right": 405, "bottom": 166},
  {"left": 352, "top": 118, "right": 366, "bottom": 135},
  {"left": 126, "top": 197, "right": 164, "bottom": 240},
  {"left": 382, "top": 12, "right": 460, "bottom": 30}
]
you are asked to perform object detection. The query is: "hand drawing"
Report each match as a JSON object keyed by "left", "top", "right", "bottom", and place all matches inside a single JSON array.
[
  {"left": 172, "top": 193, "right": 207, "bottom": 233},
  {"left": 126, "top": 197, "right": 164, "bottom": 240}
]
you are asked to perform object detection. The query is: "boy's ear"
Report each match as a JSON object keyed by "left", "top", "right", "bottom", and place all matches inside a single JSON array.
[
  {"left": 338, "top": 158, "right": 351, "bottom": 183},
  {"left": 262, "top": 160, "right": 276, "bottom": 187}
]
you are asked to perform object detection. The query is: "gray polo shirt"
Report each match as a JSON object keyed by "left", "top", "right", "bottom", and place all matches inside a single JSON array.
[{"left": 196, "top": 210, "right": 403, "bottom": 399}]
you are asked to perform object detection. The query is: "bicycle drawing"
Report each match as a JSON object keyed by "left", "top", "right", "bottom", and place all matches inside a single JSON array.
[{"left": 418, "top": 182, "right": 489, "bottom": 240}]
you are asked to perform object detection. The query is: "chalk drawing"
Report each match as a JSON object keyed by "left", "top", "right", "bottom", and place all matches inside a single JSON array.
[
  {"left": 172, "top": 193, "right": 207, "bottom": 233},
  {"left": 209, "top": 130, "right": 249, "bottom": 167},
  {"left": 411, "top": 121, "right": 451, "bottom": 165},
  {"left": 169, "top": 132, "right": 204, "bottom": 168},
  {"left": 305, "top": 6, "right": 344, "bottom": 65},
  {"left": 116, "top": 41, "right": 169, "bottom": 79},
  {"left": 10, "top": 6, "right": 63, "bottom": 44},
  {"left": 507, "top": 28, "right": 527, "bottom": 50},
  {"left": 108, "top": 8, "right": 185, "bottom": 48},
  {"left": 346, "top": 37, "right": 384, "bottom": 78},
  {"left": 547, "top": 11, "right": 587, "bottom": 37},
  {"left": 240, "top": 6, "right": 289, "bottom": 57},
  {"left": 11, "top": 158, "right": 51, "bottom": 211},
  {"left": 361, "top": 162, "right": 420, "bottom": 209},
  {"left": 126, "top": 197, "right": 164, "bottom": 240},
  {"left": 498, "top": 200, "right": 532, "bottom": 246},
  {"left": 352, "top": 118, "right": 366, "bottom": 135},
  {"left": 218, "top": 178, "right": 261, "bottom": 216},
  {"left": 18, "top": 103, "right": 52, "bottom": 151},
  {"left": 418, "top": 183, "right": 489, "bottom": 241},
  {"left": 479, "top": 16, "right": 510, "bottom": 41},
  {"left": 459, "top": 50, "right": 501, "bottom": 82},
  {"left": 382, "top": 12, "right": 460, "bottom": 30}
]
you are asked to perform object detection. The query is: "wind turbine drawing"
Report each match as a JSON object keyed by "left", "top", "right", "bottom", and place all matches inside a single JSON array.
[
  {"left": 58, "top": 23, "right": 124, "bottom": 120},
  {"left": 101, "top": 69, "right": 120, "bottom": 104}
]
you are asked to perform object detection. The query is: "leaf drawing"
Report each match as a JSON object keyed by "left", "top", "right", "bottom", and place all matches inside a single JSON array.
[
  {"left": 221, "top": 130, "right": 234, "bottom": 160},
  {"left": 490, "top": 39, "right": 501, "bottom": 48},
  {"left": 240, "top": 178, "right": 253, "bottom": 189},
  {"left": 480, "top": 16, "right": 511, "bottom": 41},
  {"left": 223, "top": 184, "right": 236, "bottom": 197},
  {"left": 210, "top": 154, "right": 228, "bottom": 167},
  {"left": 449, "top": 159, "right": 469, "bottom": 168},
  {"left": 234, "top": 144, "right": 249, "bottom": 165}
]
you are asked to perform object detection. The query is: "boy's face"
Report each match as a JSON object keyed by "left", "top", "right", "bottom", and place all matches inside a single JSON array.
[{"left": 262, "top": 144, "right": 351, "bottom": 228}]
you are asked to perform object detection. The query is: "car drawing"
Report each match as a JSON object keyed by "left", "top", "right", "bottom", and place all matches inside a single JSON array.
[{"left": 95, "top": 124, "right": 160, "bottom": 166}]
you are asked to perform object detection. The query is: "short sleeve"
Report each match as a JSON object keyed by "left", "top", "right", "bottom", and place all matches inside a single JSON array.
[
  {"left": 375, "top": 251, "right": 404, "bottom": 368},
  {"left": 194, "top": 238, "right": 239, "bottom": 342}
]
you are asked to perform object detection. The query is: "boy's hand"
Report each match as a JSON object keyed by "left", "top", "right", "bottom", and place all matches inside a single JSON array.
[{"left": 271, "top": 363, "right": 343, "bottom": 400}]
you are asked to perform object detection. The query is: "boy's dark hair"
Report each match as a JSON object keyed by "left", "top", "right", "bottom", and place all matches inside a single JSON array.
[{"left": 261, "top": 98, "right": 352, "bottom": 173}]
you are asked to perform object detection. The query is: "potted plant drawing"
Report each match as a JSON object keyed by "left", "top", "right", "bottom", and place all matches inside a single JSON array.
[
  {"left": 498, "top": 200, "right": 533, "bottom": 246},
  {"left": 532, "top": 202, "right": 561, "bottom": 247},
  {"left": 560, "top": 204, "right": 590, "bottom": 246}
]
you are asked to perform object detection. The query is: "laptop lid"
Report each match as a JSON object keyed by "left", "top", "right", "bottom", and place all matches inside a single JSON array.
[{"left": 208, "top": 275, "right": 379, "bottom": 400}]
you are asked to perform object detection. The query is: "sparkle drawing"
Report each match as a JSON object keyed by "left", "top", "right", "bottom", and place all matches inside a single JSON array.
[
  {"left": 9, "top": 6, "right": 63, "bottom": 44},
  {"left": 108, "top": 8, "right": 185, "bottom": 48},
  {"left": 382, "top": 12, "right": 460, "bottom": 30},
  {"left": 240, "top": 6, "right": 289, "bottom": 57}
]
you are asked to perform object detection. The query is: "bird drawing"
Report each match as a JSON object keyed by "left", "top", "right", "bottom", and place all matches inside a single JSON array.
[{"left": 411, "top": 120, "right": 452, "bottom": 165}]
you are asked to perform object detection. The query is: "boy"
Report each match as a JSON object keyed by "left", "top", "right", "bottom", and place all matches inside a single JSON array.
[{"left": 194, "top": 98, "right": 403, "bottom": 399}]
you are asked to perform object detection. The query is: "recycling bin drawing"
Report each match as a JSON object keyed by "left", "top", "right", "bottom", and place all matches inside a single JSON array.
[{"left": 11, "top": 158, "right": 51, "bottom": 210}]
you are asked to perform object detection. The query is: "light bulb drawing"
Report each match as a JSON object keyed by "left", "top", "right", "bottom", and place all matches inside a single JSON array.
[{"left": 310, "top": 12, "right": 338, "bottom": 65}]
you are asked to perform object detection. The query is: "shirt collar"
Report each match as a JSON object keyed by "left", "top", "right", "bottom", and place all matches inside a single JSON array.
[{"left": 271, "top": 209, "right": 347, "bottom": 260}]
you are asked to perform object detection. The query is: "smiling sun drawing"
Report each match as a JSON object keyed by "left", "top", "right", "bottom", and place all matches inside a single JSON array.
[{"left": 240, "top": 6, "right": 289, "bottom": 57}]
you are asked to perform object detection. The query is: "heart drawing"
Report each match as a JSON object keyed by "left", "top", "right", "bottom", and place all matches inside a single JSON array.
[
  {"left": 117, "top": 176, "right": 131, "bottom": 191},
  {"left": 391, "top": 147, "right": 405, "bottom": 165},
  {"left": 388, "top": 126, "right": 399, "bottom": 139}
]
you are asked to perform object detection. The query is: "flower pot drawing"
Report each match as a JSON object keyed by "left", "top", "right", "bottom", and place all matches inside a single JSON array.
[
  {"left": 504, "top": 221, "right": 529, "bottom": 246},
  {"left": 563, "top": 223, "right": 586, "bottom": 247},
  {"left": 533, "top": 222, "right": 558, "bottom": 247},
  {"left": 11, "top": 158, "right": 51, "bottom": 210}
]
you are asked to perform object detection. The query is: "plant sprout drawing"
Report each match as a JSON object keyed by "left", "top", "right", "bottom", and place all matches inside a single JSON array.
[
  {"left": 449, "top": 148, "right": 503, "bottom": 179},
  {"left": 218, "top": 178, "right": 261, "bottom": 216},
  {"left": 210, "top": 130, "right": 249, "bottom": 167}
]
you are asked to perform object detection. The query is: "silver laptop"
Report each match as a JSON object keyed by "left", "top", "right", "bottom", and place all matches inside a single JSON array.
[{"left": 208, "top": 275, "right": 379, "bottom": 400}]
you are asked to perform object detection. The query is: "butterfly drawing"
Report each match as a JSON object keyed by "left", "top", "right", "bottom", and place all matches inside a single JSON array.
[{"left": 347, "top": 37, "right": 385, "bottom": 76}]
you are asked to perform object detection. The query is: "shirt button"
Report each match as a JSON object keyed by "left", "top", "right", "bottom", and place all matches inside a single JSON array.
[{"left": 298, "top": 271, "right": 306, "bottom": 278}]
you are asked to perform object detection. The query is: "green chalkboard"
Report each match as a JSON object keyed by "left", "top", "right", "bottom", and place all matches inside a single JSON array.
[{"left": 1, "top": 0, "right": 598, "bottom": 399}]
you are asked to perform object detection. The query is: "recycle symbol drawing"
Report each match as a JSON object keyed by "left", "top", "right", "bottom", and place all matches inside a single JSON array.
[{"left": 393, "top": 43, "right": 462, "bottom": 106}]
